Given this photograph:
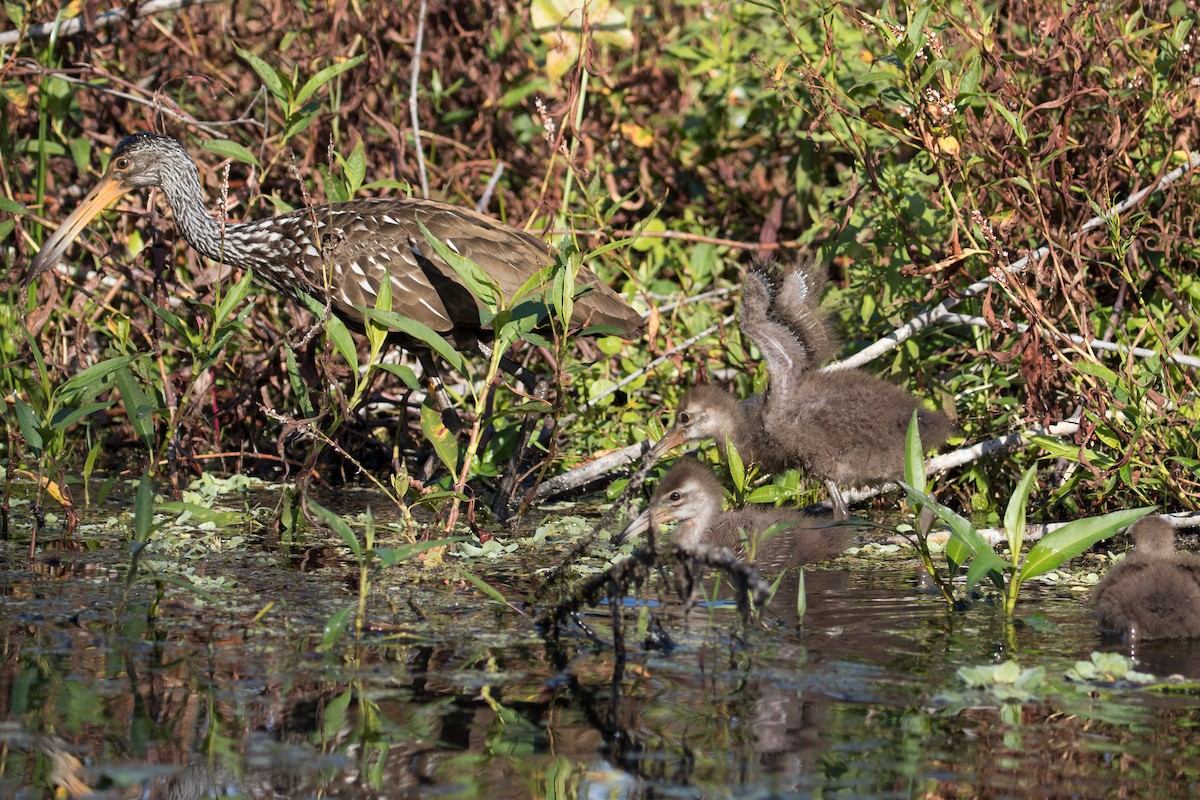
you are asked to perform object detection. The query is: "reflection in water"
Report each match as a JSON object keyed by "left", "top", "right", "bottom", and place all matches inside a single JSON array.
[{"left": 2, "top": 534, "right": 1200, "bottom": 798}]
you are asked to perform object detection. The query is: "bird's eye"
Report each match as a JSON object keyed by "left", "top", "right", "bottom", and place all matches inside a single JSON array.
[
  {"left": 678, "top": 412, "right": 690, "bottom": 425},
  {"left": 114, "top": 157, "right": 130, "bottom": 171},
  {"left": 669, "top": 491, "right": 681, "bottom": 502}
]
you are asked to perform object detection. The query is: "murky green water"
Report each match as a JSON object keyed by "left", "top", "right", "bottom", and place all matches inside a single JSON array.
[{"left": 2, "top": 482, "right": 1198, "bottom": 798}]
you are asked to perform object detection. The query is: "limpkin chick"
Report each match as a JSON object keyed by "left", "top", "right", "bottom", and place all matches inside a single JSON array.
[
  {"left": 650, "top": 258, "right": 952, "bottom": 519},
  {"left": 27, "top": 133, "right": 642, "bottom": 403},
  {"left": 618, "top": 460, "right": 851, "bottom": 568},
  {"left": 645, "top": 258, "right": 835, "bottom": 470},
  {"left": 1091, "top": 517, "right": 1200, "bottom": 641}
]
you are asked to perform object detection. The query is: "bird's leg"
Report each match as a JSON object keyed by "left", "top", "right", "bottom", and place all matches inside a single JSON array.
[
  {"left": 477, "top": 343, "right": 551, "bottom": 518},
  {"left": 417, "top": 351, "right": 463, "bottom": 434},
  {"left": 825, "top": 480, "right": 850, "bottom": 521}
]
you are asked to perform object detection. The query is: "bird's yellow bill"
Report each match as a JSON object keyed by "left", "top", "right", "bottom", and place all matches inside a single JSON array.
[
  {"left": 616, "top": 506, "right": 676, "bottom": 545},
  {"left": 643, "top": 427, "right": 688, "bottom": 466},
  {"left": 25, "top": 175, "right": 129, "bottom": 286}
]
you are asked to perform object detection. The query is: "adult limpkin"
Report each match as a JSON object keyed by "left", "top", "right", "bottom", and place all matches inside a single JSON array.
[
  {"left": 27, "top": 133, "right": 643, "bottom": 486},
  {"left": 28, "top": 132, "right": 642, "bottom": 349}
]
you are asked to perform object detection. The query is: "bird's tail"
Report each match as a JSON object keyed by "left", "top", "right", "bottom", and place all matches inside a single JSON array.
[{"left": 745, "top": 256, "right": 838, "bottom": 372}]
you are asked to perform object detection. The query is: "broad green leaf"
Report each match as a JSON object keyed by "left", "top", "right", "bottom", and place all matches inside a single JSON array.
[
  {"left": 1003, "top": 466, "right": 1038, "bottom": 562},
  {"left": 58, "top": 354, "right": 137, "bottom": 399},
  {"left": 213, "top": 270, "right": 256, "bottom": 325},
  {"left": 318, "top": 607, "right": 354, "bottom": 653},
  {"left": 13, "top": 397, "right": 43, "bottom": 452},
  {"left": 726, "top": 437, "right": 745, "bottom": 491},
  {"left": 114, "top": 366, "right": 155, "bottom": 450},
  {"left": 458, "top": 568, "right": 510, "bottom": 605},
  {"left": 0, "top": 196, "right": 27, "bottom": 214},
  {"left": 416, "top": 218, "right": 501, "bottom": 310},
  {"left": 50, "top": 400, "right": 114, "bottom": 432},
  {"left": 321, "top": 689, "right": 353, "bottom": 738},
  {"left": 325, "top": 315, "right": 359, "bottom": 375},
  {"left": 295, "top": 54, "right": 368, "bottom": 106},
  {"left": 235, "top": 46, "right": 287, "bottom": 102},
  {"left": 342, "top": 137, "right": 366, "bottom": 194},
  {"left": 1076, "top": 362, "right": 1120, "bottom": 385},
  {"left": 138, "top": 292, "right": 199, "bottom": 348},
  {"left": 358, "top": 306, "right": 467, "bottom": 373},
  {"left": 988, "top": 96, "right": 1028, "bottom": 145},
  {"left": 201, "top": 139, "right": 260, "bottom": 168},
  {"left": 903, "top": 410, "right": 925, "bottom": 495},
  {"left": 375, "top": 362, "right": 421, "bottom": 391},
  {"left": 420, "top": 403, "right": 460, "bottom": 473},
  {"left": 1021, "top": 507, "right": 1155, "bottom": 581},
  {"left": 283, "top": 108, "right": 318, "bottom": 143},
  {"left": 309, "top": 499, "right": 362, "bottom": 560},
  {"left": 374, "top": 537, "right": 466, "bottom": 567}
]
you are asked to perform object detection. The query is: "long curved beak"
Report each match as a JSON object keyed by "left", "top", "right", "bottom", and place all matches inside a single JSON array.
[
  {"left": 643, "top": 426, "right": 688, "bottom": 466},
  {"left": 615, "top": 505, "right": 675, "bottom": 545},
  {"left": 25, "top": 174, "right": 128, "bottom": 286}
]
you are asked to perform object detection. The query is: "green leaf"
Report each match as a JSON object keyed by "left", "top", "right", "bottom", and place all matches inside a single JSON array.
[
  {"left": 374, "top": 537, "right": 466, "bottom": 566},
  {"left": 58, "top": 355, "right": 137, "bottom": 399},
  {"left": 903, "top": 409, "right": 926, "bottom": 495},
  {"left": 415, "top": 217, "right": 501, "bottom": 310},
  {"left": 458, "top": 569, "right": 510, "bottom": 606},
  {"left": 309, "top": 499, "right": 362, "bottom": 560},
  {"left": 114, "top": 365, "right": 156, "bottom": 450},
  {"left": 1021, "top": 507, "right": 1155, "bottom": 582},
  {"left": 358, "top": 306, "right": 467, "bottom": 373},
  {"left": 13, "top": 397, "right": 43, "bottom": 453},
  {"left": 235, "top": 46, "right": 287, "bottom": 102},
  {"left": 321, "top": 689, "right": 353, "bottom": 738},
  {"left": 50, "top": 400, "right": 114, "bottom": 432},
  {"left": 318, "top": 607, "right": 354, "bottom": 653},
  {"left": 988, "top": 96, "right": 1028, "bottom": 145},
  {"left": 375, "top": 362, "right": 421, "bottom": 391},
  {"left": 201, "top": 139, "right": 260, "bottom": 168},
  {"left": 420, "top": 403, "right": 460, "bottom": 473},
  {"left": 1003, "top": 467, "right": 1038, "bottom": 562},
  {"left": 726, "top": 437, "right": 745, "bottom": 491},
  {"left": 295, "top": 54, "right": 368, "bottom": 106},
  {"left": 283, "top": 108, "right": 318, "bottom": 143},
  {"left": 325, "top": 315, "right": 359, "bottom": 375},
  {"left": 0, "top": 195, "right": 28, "bottom": 214},
  {"left": 342, "top": 137, "right": 366, "bottom": 194},
  {"left": 211, "top": 271, "right": 255, "bottom": 331},
  {"left": 900, "top": 481, "right": 1006, "bottom": 590},
  {"left": 1076, "top": 362, "right": 1120, "bottom": 385}
]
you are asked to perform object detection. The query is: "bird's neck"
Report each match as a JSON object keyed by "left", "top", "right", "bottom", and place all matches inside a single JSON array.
[
  {"left": 157, "top": 161, "right": 274, "bottom": 272},
  {"left": 673, "top": 500, "right": 721, "bottom": 549}
]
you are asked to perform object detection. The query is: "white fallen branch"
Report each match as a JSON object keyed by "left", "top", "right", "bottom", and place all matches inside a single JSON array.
[
  {"left": 0, "top": 0, "right": 219, "bottom": 46},
  {"left": 940, "top": 313, "right": 1200, "bottom": 370}
]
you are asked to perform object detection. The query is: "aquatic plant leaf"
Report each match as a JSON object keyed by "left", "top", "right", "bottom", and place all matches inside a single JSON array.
[
  {"left": 1003, "top": 466, "right": 1037, "bottom": 560},
  {"left": 900, "top": 481, "right": 1006, "bottom": 589},
  {"left": 309, "top": 499, "right": 362, "bottom": 560},
  {"left": 1021, "top": 506, "right": 1155, "bottom": 581},
  {"left": 903, "top": 409, "right": 926, "bottom": 495},
  {"left": 374, "top": 537, "right": 466, "bottom": 566},
  {"left": 359, "top": 305, "right": 467, "bottom": 373},
  {"left": 459, "top": 569, "right": 511, "bottom": 606},
  {"left": 420, "top": 403, "right": 460, "bottom": 473}
]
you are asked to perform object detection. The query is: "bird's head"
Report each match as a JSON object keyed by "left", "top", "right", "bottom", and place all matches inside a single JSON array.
[
  {"left": 617, "top": 459, "right": 724, "bottom": 548},
  {"left": 25, "top": 133, "right": 189, "bottom": 285},
  {"left": 643, "top": 384, "right": 741, "bottom": 465}
]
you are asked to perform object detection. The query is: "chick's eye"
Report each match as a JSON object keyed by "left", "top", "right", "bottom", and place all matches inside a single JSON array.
[
  {"left": 678, "top": 412, "right": 690, "bottom": 425},
  {"left": 669, "top": 491, "right": 681, "bottom": 502}
]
